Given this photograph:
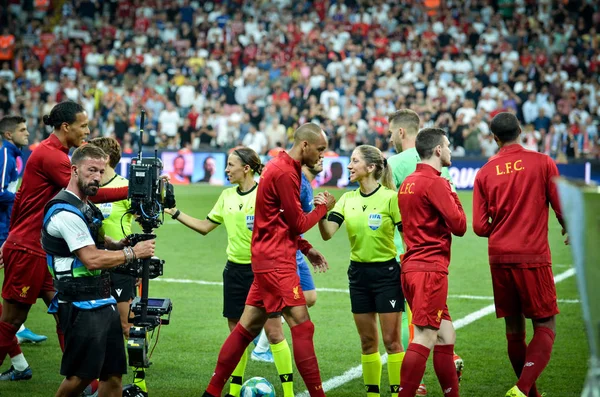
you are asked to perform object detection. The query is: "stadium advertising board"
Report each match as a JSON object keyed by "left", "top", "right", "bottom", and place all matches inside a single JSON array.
[{"left": 17, "top": 151, "right": 600, "bottom": 190}]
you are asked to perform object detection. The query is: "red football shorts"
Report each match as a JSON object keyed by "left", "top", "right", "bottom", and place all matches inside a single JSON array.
[
  {"left": 2, "top": 243, "right": 54, "bottom": 305},
  {"left": 245, "top": 269, "right": 306, "bottom": 314},
  {"left": 402, "top": 271, "right": 451, "bottom": 329},
  {"left": 491, "top": 265, "right": 559, "bottom": 319}
]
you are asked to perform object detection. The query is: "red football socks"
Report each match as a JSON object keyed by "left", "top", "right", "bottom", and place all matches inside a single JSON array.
[
  {"left": 7, "top": 335, "right": 21, "bottom": 358},
  {"left": 507, "top": 332, "right": 527, "bottom": 376},
  {"left": 0, "top": 321, "right": 18, "bottom": 366},
  {"left": 399, "top": 343, "right": 430, "bottom": 397},
  {"left": 433, "top": 344, "right": 459, "bottom": 397},
  {"left": 0, "top": 305, "right": 21, "bottom": 360},
  {"left": 516, "top": 327, "right": 555, "bottom": 395},
  {"left": 507, "top": 332, "right": 541, "bottom": 397},
  {"left": 205, "top": 323, "right": 254, "bottom": 396},
  {"left": 290, "top": 320, "right": 325, "bottom": 397}
]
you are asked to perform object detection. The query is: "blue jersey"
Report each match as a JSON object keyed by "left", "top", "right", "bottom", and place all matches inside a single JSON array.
[
  {"left": 0, "top": 141, "right": 21, "bottom": 244},
  {"left": 299, "top": 172, "right": 314, "bottom": 213},
  {"left": 297, "top": 172, "right": 316, "bottom": 291},
  {"left": 297, "top": 173, "right": 313, "bottom": 249}
]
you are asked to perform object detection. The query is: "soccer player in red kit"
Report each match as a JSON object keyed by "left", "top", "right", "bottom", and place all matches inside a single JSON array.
[
  {"left": 203, "top": 123, "right": 335, "bottom": 397},
  {"left": 0, "top": 101, "right": 128, "bottom": 368},
  {"left": 397, "top": 128, "right": 466, "bottom": 397},
  {"left": 472, "top": 113, "right": 565, "bottom": 397}
]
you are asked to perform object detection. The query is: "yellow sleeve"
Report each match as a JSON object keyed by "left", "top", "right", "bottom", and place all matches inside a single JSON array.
[
  {"left": 389, "top": 191, "right": 401, "bottom": 225},
  {"left": 331, "top": 192, "right": 347, "bottom": 218},
  {"left": 207, "top": 190, "right": 226, "bottom": 224}
]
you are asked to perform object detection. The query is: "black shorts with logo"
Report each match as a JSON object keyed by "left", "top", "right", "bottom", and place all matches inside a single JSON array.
[
  {"left": 110, "top": 272, "right": 136, "bottom": 303},
  {"left": 348, "top": 259, "right": 405, "bottom": 314},
  {"left": 58, "top": 302, "right": 127, "bottom": 380},
  {"left": 222, "top": 261, "right": 254, "bottom": 319}
]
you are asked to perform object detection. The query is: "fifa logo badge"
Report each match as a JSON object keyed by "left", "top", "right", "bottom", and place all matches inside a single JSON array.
[
  {"left": 368, "top": 214, "right": 382, "bottom": 230},
  {"left": 246, "top": 215, "right": 255, "bottom": 231}
]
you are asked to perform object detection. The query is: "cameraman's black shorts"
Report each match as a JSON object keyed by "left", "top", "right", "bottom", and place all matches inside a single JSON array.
[
  {"left": 58, "top": 303, "right": 127, "bottom": 380},
  {"left": 222, "top": 261, "right": 254, "bottom": 319},
  {"left": 110, "top": 272, "right": 136, "bottom": 303},
  {"left": 348, "top": 259, "right": 405, "bottom": 314}
]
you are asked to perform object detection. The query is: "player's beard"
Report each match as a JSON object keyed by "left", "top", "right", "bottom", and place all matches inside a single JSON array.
[{"left": 78, "top": 177, "right": 100, "bottom": 196}]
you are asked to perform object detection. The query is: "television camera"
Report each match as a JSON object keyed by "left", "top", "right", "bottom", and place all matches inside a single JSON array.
[{"left": 114, "top": 110, "right": 175, "bottom": 397}]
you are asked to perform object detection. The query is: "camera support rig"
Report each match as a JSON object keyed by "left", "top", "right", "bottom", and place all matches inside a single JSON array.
[
  {"left": 119, "top": 110, "right": 175, "bottom": 397},
  {"left": 124, "top": 233, "right": 171, "bottom": 369}
]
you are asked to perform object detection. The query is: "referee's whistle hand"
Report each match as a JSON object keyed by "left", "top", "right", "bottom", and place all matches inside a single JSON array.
[{"left": 133, "top": 239, "right": 156, "bottom": 259}]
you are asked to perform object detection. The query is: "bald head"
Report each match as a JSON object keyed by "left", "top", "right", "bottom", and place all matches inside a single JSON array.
[
  {"left": 290, "top": 123, "right": 328, "bottom": 168},
  {"left": 294, "top": 123, "right": 326, "bottom": 145},
  {"left": 389, "top": 109, "right": 420, "bottom": 137}
]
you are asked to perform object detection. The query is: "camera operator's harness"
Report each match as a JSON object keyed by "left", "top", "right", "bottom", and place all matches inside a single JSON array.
[{"left": 42, "top": 189, "right": 113, "bottom": 306}]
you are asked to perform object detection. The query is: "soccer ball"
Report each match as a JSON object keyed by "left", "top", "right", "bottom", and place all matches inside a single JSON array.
[{"left": 240, "top": 377, "right": 276, "bottom": 397}]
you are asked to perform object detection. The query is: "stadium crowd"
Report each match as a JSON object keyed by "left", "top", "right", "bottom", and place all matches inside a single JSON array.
[{"left": 0, "top": 0, "right": 599, "bottom": 160}]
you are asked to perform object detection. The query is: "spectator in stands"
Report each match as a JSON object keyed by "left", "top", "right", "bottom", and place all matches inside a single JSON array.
[{"left": 0, "top": 0, "right": 597, "bottom": 162}]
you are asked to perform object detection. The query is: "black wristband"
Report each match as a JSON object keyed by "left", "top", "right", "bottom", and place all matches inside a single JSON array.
[{"left": 171, "top": 209, "right": 181, "bottom": 220}]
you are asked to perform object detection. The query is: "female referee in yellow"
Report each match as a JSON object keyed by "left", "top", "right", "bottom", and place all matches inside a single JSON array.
[
  {"left": 165, "top": 148, "right": 295, "bottom": 397},
  {"left": 318, "top": 145, "right": 404, "bottom": 397}
]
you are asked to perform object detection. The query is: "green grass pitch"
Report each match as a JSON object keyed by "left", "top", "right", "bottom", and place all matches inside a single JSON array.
[{"left": 0, "top": 186, "right": 589, "bottom": 396}]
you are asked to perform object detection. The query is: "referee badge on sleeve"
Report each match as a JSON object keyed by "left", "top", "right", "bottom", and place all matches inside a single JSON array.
[
  {"left": 368, "top": 213, "right": 382, "bottom": 230},
  {"left": 246, "top": 215, "right": 255, "bottom": 231}
]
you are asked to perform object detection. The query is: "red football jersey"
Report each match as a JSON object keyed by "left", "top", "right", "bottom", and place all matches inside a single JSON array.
[
  {"left": 398, "top": 163, "right": 467, "bottom": 274},
  {"left": 7, "top": 134, "right": 127, "bottom": 256},
  {"left": 473, "top": 144, "right": 564, "bottom": 266},
  {"left": 251, "top": 151, "right": 326, "bottom": 273}
]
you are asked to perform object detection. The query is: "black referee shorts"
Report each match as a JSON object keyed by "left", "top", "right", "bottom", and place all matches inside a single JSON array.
[
  {"left": 348, "top": 259, "right": 405, "bottom": 314},
  {"left": 110, "top": 272, "right": 136, "bottom": 303},
  {"left": 58, "top": 303, "right": 127, "bottom": 381},
  {"left": 222, "top": 261, "right": 254, "bottom": 319}
]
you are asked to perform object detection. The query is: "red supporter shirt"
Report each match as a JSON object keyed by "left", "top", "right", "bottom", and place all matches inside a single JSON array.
[
  {"left": 472, "top": 144, "right": 564, "bottom": 266},
  {"left": 251, "top": 151, "right": 327, "bottom": 273},
  {"left": 6, "top": 134, "right": 128, "bottom": 256},
  {"left": 398, "top": 164, "right": 467, "bottom": 274}
]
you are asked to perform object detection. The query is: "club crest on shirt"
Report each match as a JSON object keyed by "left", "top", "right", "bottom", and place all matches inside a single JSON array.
[
  {"left": 20, "top": 286, "right": 30, "bottom": 298},
  {"left": 368, "top": 213, "right": 382, "bottom": 230},
  {"left": 246, "top": 215, "right": 254, "bottom": 231}
]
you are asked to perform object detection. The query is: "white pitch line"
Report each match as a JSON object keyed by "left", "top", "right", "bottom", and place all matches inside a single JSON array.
[
  {"left": 155, "top": 270, "right": 579, "bottom": 305},
  {"left": 155, "top": 271, "right": 578, "bottom": 394},
  {"left": 448, "top": 295, "right": 579, "bottom": 304},
  {"left": 157, "top": 277, "right": 223, "bottom": 286},
  {"left": 296, "top": 267, "right": 576, "bottom": 397}
]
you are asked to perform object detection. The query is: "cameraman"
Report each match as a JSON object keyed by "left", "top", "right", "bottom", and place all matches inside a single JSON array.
[
  {"left": 88, "top": 138, "right": 136, "bottom": 338},
  {"left": 42, "top": 145, "right": 155, "bottom": 397},
  {"left": 88, "top": 137, "right": 151, "bottom": 393}
]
